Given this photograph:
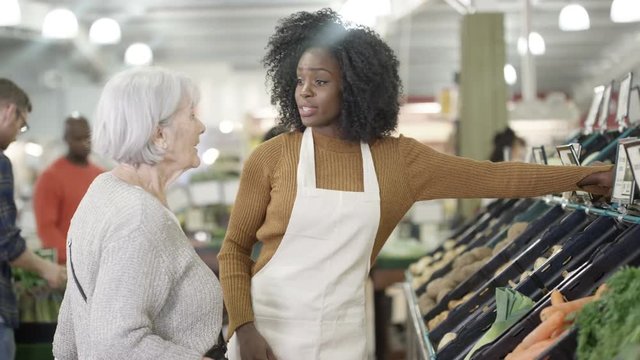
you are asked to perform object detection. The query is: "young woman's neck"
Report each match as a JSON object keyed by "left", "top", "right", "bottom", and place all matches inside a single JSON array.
[{"left": 309, "top": 124, "right": 342, "bottom": 139}]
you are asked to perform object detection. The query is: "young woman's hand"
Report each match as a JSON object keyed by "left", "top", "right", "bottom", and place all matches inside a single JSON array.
[
  {"left": 237, "top": 322, "right": 278, "bottom": 360},
  {"left": 577, "top": 163, "right": 614, "bottom": 196}
]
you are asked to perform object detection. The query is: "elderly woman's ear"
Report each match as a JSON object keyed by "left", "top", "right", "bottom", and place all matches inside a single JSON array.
[{"left": 154, "top": 127, "right": 168, "bottom": 150}]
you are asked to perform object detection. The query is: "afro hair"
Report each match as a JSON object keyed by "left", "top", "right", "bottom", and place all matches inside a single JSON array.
[{"left": 262, "top": 8, "right": 403, "bottom": 142}]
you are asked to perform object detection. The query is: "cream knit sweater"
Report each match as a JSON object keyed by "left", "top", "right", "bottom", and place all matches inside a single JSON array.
[{"left": 53, "top": 173, "right": 223, "bottom": 360}]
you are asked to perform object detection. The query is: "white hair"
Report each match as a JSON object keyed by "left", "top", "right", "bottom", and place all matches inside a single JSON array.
[{"left": 92, "top": 67, "right": 200, "bottom": 165}]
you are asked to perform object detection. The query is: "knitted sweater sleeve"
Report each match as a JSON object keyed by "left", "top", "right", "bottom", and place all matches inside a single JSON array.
[
  {"left": 399, "top": 136, "right": 612, "bottom": 201},
  {"left": 52, "top": 285, "right": 77, "bottom": 359},
  {"left": 218, "top": 138, "right": 282, "bottom": 337}
]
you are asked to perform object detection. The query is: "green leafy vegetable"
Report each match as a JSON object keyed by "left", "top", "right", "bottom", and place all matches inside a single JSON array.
[
  {"left": 465, "top": 287, "right": 535, "bottom": 360},
  {"left": 577, "top": 267, "right": 640, "bottom": 360}
]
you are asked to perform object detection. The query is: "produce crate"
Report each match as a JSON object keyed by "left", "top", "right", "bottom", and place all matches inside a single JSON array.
[{"left": 15, "top": 322, "right": 56, "bottom": 360}]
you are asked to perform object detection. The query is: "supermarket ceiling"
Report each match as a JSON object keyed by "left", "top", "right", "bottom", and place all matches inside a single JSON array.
[{"left": 1, "top": 0, "right": 639, "bottom": 104}]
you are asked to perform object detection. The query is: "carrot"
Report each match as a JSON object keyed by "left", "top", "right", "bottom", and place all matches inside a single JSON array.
[
  {"left": 519, "top": 338, "right": 557, "bottom": 360},
  {"left": 541, "top": 286, "right": 606, "bottom": 322},
  {"left": 595, "top": 283, "right": 608, "bottom": 299},
  {"left": 550, "top": 326, "right": 570, "bottom": 340},
  {"left": 507, "top": 338, "right": 556, "bottom": 360},
  {"left": 543, "top": 295, "right": 595, "bottom": 317},
  {"left": 540, "top": 307, "right": 565, "bottom": 322},
  {"left": 518, "top": 311, "right": 565, "bottom": 351},
  {"left": 550, "top": 290, "right": 565, "bottom": 305},
  {"left": 559, "top": 296, "right": 593, "bottom": 312},
  {"left": 511, "top": 339, "right": 528, "bottom": 355}
]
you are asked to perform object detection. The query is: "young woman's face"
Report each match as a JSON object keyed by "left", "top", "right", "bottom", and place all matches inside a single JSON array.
[{"left": 295, "top": 47, "right": 343, "bottom": 138}]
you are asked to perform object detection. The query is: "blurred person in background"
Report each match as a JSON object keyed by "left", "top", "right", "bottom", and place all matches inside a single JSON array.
[
  {"left": 489, "top": 127, "right": 527, "bottom": 162},
  {"left": 52, "top": 67, "right": 223, "bottom": 360},
  {"left": 0, "top": 78, "right": 66, "bottom": 360},
  {"left": 33, "top": 115, "right": 103, "bottom": 264}
]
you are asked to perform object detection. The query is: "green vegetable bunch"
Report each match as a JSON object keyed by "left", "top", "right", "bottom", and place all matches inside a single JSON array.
[
  {"left": 577, "top": 267, "right": 640, "bottom": 360},
  {"left": 13, "top": 264, "right": 63, "bottom": 323}
]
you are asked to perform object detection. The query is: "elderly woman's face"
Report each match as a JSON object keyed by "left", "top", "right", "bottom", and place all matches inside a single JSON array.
[
  {"left": 295, "top": 47, "right": 342, "bottom": 138},
  {"left": 162, "top": 99, "right": 205, "bottom": 169}
]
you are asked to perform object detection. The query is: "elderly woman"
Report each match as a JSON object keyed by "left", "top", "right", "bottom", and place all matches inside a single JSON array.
[{"left": 53, "top": 67, "right": 223, "bottom": 360}]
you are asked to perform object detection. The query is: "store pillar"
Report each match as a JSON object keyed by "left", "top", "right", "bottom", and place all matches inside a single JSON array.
[{"left": 458, "top": 12, "right": 508, "bottom": 218}]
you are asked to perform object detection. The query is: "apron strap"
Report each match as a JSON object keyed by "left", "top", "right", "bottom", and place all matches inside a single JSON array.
[
  {"left": 298, "top": 129, "right": 317, "bottom": 188},
  {"left": 360, "top": 142, "right": 379, "bottom": 195}
]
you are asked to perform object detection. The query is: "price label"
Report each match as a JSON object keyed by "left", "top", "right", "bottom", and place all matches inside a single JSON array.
[
  {"left": 623, "top": 139, "right": 640, "bottom": 194},
  {"left": 616, "top": 73, "right": 633, "bottom": 129},
  {"left": 532, "top": 146, "right": 547, "bottom": 165},
  {"left": 556, "top": 144, "right": 591, "bottom": 202},
  {"left": 612, "top": 139, "right": 637, "bottom": 205},
  {"left": 557, "top": 144, "right": 581, "bottom": 166}
]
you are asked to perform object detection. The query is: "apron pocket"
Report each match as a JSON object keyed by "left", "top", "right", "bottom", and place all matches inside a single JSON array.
[{"left": 255, "top": 316, "right": 321, "bottom": 360}]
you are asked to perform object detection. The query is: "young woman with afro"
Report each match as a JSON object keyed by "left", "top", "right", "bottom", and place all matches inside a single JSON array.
[{"left": 218, "top": 8, "right": 613, "bottom": 360}]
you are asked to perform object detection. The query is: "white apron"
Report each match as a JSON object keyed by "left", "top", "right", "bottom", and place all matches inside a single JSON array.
[{"left": 227, "top": 128, "right": 381, "bottom": 360}]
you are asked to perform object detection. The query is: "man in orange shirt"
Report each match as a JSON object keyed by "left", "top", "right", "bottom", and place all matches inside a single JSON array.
[{"left": 33, "top": 116, "right": 103, "bottom": 264}]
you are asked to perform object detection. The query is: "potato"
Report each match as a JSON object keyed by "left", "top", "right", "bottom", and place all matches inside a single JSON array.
[
  {"left": 437, "top": 332, "right": 457, "bottom": 351},
  {"left": 470, "top": 246, "right": 492, "bottom": 261},
  {"left": 449, "top": 292, "right": 475, "bottom": 309},
  {"left": 427, "top": 310, "right": 449, "bottom": 330},
  {"left": 533, "top": 257, "right": 548, "bottom": 270},
  {"left": 453, "top": 252, "right": 476, "bottom": 268},
  {"left": 443, "top": 239, "right": 456, "bottom": 250},
  {"left": 451, "top": 267, "right": 468, "bottom": 283},
  {"left": 507, "top": 222, "right": 529, "bottom": 241},
  {"left": 419, "top": 293, "right": 436, "bottom": 315},
  {"left": 461, "top": 260, "right": 486, "bottom": 278},
  {"left": 426, "top": 277, "right": 457, "bottom": 298},
  {"left": 437, "top": 287, "right": 453, "bottom": 303}
]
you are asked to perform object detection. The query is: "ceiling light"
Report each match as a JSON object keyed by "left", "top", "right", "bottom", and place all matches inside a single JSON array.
[
  {"left": 124, "top": 43, "right": 153, "bottom": 66},
  {"left": 528, "top": 32, "right": 545, "bottom": 55},
  {"left": 194, "top": 231, "right": 209, "bottom": 242},
  {"left": 517, "top": 37, "right": 528, "bottom": 56},
  {"left": 89, "top": 18, "right": 121, "bottom": 44},
  {"left": 202, "top": 148, "right": 220, "bottom": 165},
  {"left": 518, "top": 32, "right": 546, "bottom": 56},
  {"left": 0, "top": 0, "right": 21, "bottom": 26},
  {"left": 25, "top": 142, "right": 43, "bottom": 157},
  {"left": 339, "top": 0, "right": 391, "bottom": 27},
  {"left": 611, "top": 0, "right": 640, "bottom": 23},
  {"left": 504, "top": 64, "right": 517, "bottom": 85},
  {"left": 559, "top": 4, "right": 590, "bottom": 31},
  {"left": 218, "top": 120, "right": 234, "bottom": 134},
  {"left": 42, "top": 8, "right": 78, "bottom": 39}
]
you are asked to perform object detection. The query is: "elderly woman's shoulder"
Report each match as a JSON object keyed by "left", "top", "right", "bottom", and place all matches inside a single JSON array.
[{"left": 82, "top": 172, "right": 166, "bottom": 222}]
